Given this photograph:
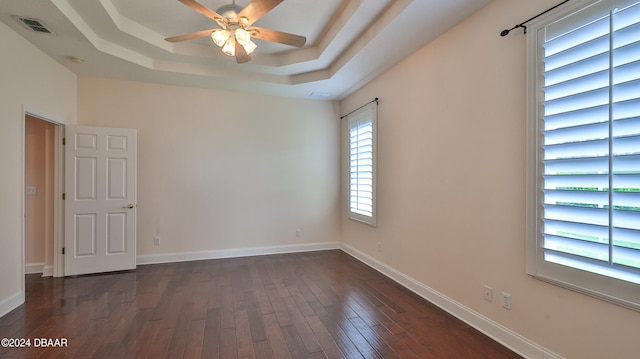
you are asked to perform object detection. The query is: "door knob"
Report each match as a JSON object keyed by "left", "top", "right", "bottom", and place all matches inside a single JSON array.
[{"left": 123, "top": 203, "right": 135, "bottom": 209}]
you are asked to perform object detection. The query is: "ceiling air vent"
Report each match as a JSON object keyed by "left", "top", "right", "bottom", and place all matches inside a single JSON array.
[{"left": 13, "top": 16, "right": 55, "bottom": 35}]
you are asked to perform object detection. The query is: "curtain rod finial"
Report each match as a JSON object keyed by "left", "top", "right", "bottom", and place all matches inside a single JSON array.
[{"left": 500, "top": 0, "right": 570, "bottom": 38}]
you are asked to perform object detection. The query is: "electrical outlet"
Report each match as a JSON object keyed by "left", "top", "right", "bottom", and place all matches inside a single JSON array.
[
  {"left": 154, "top": 236, "right": 160, "bottom": 245},
  {"left": 502, "top": 292, "right": 512, "bottom": 310},
  {"left": 377, "top": 242, "right": 382, "bottom": 252},
  {"left": 483, "top": 285, "right": 493, "bottom": 302},
  {"left": 295, "top": 229, "right": 301, "bottom": 237}
]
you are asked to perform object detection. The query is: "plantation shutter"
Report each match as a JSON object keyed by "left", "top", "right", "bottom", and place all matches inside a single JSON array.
[
  {"left": 348, "top": 102, "right": 376, "bottom": 226},
  {"left": 535, "top": 0, "right": 640, "bottom": 291}
]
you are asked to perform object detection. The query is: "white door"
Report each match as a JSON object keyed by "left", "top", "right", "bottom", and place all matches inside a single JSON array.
[{"left": 64, "top": 125, "right": 137, "bottom": 276}]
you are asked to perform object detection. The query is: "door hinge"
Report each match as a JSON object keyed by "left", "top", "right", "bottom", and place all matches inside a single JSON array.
[
  {"left": 62, "top": 138, "right": 66, "bottom": 145},
  {"left": 62, "top": 193, "right": 65, "bottom": 200},
  {"left": 62, "top": 248, "right": 65, "bottom": 255}
]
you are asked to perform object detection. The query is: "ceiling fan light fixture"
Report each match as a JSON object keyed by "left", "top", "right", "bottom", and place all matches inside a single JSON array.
[
  {"left": 241, "top": 39, "right": 257, "bottom": 55},
  {"left": 214, "top": 28, "right": 257, "bottom": 57},
  {"left": 211, "top": 29, "right": 230, "bottom": 47},
  {"left": 222, "top": 37, "right": 236, "bottom": 56},
  {"left": 235, "top": 28, "right": 250, "bottom": 44},
  {"left": 234, "top": 28, "right": 256, "bottom": 54}
]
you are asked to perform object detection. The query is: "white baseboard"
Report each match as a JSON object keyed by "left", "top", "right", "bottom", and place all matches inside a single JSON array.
[
  {"left": 339, "top": 243, "right": 563, "bottom": 359},
  {"left": 42, "top": 265, "right": 54, "bottom": 277},
  {"left": 24, "top": 263, "right": 53, "bottom": 277},
  {"left": 0, "top": 291, "right": 24, "bottom": 318},
  {"left": 137, "top": 241, "right": 341, "bottom": 266},
  {"left": 25, "top": 262, "right": 45, "bottom": 274}
]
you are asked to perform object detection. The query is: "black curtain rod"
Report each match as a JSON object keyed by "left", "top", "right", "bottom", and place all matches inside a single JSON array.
[
  {"left": 340, "top": 97, "right": 379, "bottom": 119},
  {"left": 500, "top": 0, "right": 570, "bottom": 37}
]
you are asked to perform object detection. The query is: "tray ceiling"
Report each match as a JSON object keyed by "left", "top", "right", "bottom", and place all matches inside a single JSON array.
[{"left": 0, "top": 0, "right": 491, "bottom": 99}]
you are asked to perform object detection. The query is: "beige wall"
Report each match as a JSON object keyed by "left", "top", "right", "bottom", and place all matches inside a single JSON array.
[
  {"left": 77, "top": 77, "right": 340, "bottom": 257},
  {"left": 24, "top": 116, "right": 55, "bottom": 266},
  {"left": 0, "top": 21, "right": 76, "bottom": 315},
  {"left": 340, "top": 0, "right": 640, "bottom": 358}
]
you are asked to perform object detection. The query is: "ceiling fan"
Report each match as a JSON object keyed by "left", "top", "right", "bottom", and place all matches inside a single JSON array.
[{"left": 165, "top": 0, "right": 306, "bottom": 63}]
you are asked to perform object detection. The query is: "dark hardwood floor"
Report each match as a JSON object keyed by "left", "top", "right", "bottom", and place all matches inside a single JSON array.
[{"left": 0, "top": 250, "right": 521, "bottom": 358}]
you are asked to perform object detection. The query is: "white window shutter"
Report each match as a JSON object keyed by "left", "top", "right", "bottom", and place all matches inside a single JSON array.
[
  {"left": 528, "top": 0, "right": 640, "bottom": 309},
  {"left": 347, "top": 102, "right": 377, "bottom": 226}
]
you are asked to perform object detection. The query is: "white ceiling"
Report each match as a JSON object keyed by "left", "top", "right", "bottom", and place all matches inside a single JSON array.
[{"left": 0, "top": 0, "right": 491, "bottom": 100}]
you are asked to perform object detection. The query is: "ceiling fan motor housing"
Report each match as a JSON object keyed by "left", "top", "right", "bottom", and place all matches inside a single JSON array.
[{"left": 217, "top": 3, "right": 244, "bottom": 20}]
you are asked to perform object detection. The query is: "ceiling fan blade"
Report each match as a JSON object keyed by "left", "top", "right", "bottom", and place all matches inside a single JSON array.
[
  {"left": 250, "top": 27, "right": 306, "bottom": 47},
  {"left": 235, "top": 43, "right": 250, "bottom": 63},
  {"left": 238, "top": 0, "right": 283, "bottom": 27},
  {"left": 179, "top": 0, "right": 225, "bottom": 26},
  {"left": 165, "top": 29, "right": 215, "bottom": 42}
]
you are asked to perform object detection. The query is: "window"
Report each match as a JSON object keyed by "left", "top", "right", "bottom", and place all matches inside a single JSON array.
[
  {"left": 347, "top": 102, "right": 377, "bottom": 226},
  {"left": 527, "top": 0, "right": 640, "bottom": 309}
]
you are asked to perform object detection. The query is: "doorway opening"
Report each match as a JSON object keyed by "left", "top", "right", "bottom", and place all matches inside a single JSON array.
[{"left": 22, "top": 110, "right": 64, "bottom": 283}]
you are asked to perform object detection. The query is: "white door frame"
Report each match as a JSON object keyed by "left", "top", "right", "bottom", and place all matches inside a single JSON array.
[{"left": 21, "top": 106, "right": 66, "bottom": 285}]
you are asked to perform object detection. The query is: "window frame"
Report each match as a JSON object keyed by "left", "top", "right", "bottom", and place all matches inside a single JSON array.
[
  {"left": 347, "top": 102, "right": 377, "bottom": 226},
  {"left": 526, "top": 0, "right": 640, "bottom": 311}
]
